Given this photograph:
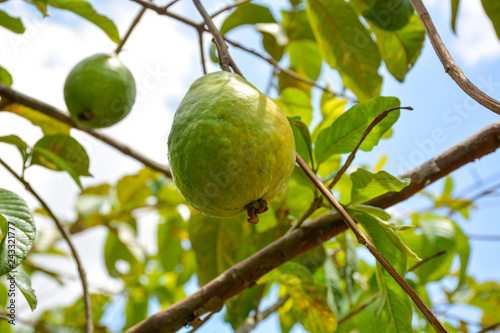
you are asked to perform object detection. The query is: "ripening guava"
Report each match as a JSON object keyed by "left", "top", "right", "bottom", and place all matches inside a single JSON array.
[
  {"left": 168, "top": 71, "right": 296, "bottom": 223},
  {"left": 64, "top": 53, "right": 136, "bottom": 128}
]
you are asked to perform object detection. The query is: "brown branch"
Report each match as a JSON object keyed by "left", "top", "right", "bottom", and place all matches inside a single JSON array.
[
  {"left": 408, "top": 250, "right": 447, "bottom": 272},
  {"left": 164, "top": 0, "right": 181, "bottom": 10},
  {"left": 0, "top": 158, "right": 93, "bottom": 333},
  {"left": 411, "top": 0, "right": 500, "bottom": 116},
  {"left": 210, "top": 0, "right": 252, "bottom": 18},
  {"left": 129, "top": 0, "right": 201, "bottom": 29},
  {"left": 193, "top": 0, "right": 243, "bottom": 76},
  {"left": 198, "top": 30, "right": 207, "bottom": 74},
  {"left": 127, "top": 121, "right": 500, "bottom": 333},
  {"left": 0, "top": 83, "right": 172, "bottom": 177},
  {"left": 478, "top": 322, "right": 500, "bottom": 333},
  {"left": 115, "top": 2, "right": 149, "bottom": 54},
  {"left": 295, "top": 153, "right": 447, "bottom": 332},
  {"left": 224, "top": 37, "right": 350, "bottom": 99},
  {"left": 328, "top": 106, "right": 412, "bottom": 189},
  {"left": 235, "top": 295, "right": 291, "bottom": 333}
]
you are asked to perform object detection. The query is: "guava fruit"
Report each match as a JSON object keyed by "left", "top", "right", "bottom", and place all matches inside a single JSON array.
[
  {"left": 168, "top": 71, "right": 296, "bottom": 223},
  {"left": 64, "top": 53, "right": 136, "bottom": 128}
]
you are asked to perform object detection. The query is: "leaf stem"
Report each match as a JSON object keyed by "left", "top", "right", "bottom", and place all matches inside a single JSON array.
[{"left": 0, "top": 157, "right": 93, "bottom": 333}]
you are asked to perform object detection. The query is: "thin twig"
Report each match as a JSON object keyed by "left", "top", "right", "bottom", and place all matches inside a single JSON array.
[
  {"left": 0, "top": 158, "right": 93, "bottom": 333},
  {"left": 193, "top": 0, "right": 243, "bottom": 76},
  {"left": 198, "top": 30, "right": 207, "bottom": 74},
  {"left": 210, "top": 0, "right": 252, "bottom": 18},
  {"left": 337, "top": 292, "right": 380, "bottom": 324},
  {"left": 328, "top": 106, "right": 412, "bottom": 189},
  {"left": 164, "top": 0, "right": 181, "bottom": 10},
  {"left": 115, "top": 2, "right": 149, "bottom": 54},
  {"left": 408, "top": 250, "right": 447, "bottom": 272},
  {"left": 287, "top": 196, "right": 321, "bottom": 232},
  {"left": 0, "top": 83, "right": 172, "bottom": 177},
  {"left": 295, "top": 153, "right": 448, "bottom": 333},
  {"left": 130, "top": 0, "right": 201, "bottom": 29},
  {"left": 224, "top": 37, "right": 350, "bottom": 99},
  {"left": 411, "top": 0, "right": 500, "bottom": 115},
  {"left": 235, "top": 295, "right": 290, "bottom": 333},
  {"left": 478, "top": 322, "right": 500, "bottom": 333}
]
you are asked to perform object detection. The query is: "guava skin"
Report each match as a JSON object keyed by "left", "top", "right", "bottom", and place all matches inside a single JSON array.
[
  {"left": 168, "top": 71, "right": 296, "bottom": 220},
  {"left": 64, "top": 53, "right": 136, "bottom": 128}
]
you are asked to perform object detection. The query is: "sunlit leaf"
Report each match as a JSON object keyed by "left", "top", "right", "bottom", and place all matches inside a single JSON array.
[
  {"left": 306, "top": 0, "right": 382, "bottom": 101},
  {"left": 256, "top": 23, "right": 287, "bottom": 61},
  {"left": 287, "top": 40, "right": 322, "bottom": 81},
  {"left": 0, "top": 189, "right": 36, "bottom": 276},
  {"left": 259, "top": 262, "right": 338, "bottom": 332},
  {"left": 104, "top": 223, "right": 144, "bottom": 279},
  {"left": 1, "top": 104, "right": 71, "bottom": 134},
  {"left": 314, "top": 96, "right": 400, "bottom": 166},
  {"left": 281, "top": 8, "right": 316, "bottom": 42},
  {"left": 47, "top": 0, "right": 120, "bottom": 43},
  {"left": 350, "top": 169, "right": 410, "bottom": 206},
  {"left": 11, "top": 264, "right": 37, "bottom": 311},
  {"left": 157, "top": 210, "right": 184, "bottom": 272},
  {"left": 220, "top": 3, "right": 276, "bottom": 34},
  {"left": 312, "top": 93, "right": 347, "bottom": 140},
  {"left": 275, "top": 88, "right": 313, "bottom": 126}
]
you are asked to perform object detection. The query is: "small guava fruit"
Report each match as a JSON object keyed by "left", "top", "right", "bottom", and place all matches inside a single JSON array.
[
  {"left": 64, "top": 53, "right": 136, "bottom": 128},
  {"left": 168, "top": 71, "right": 296, "bottom": 223}
]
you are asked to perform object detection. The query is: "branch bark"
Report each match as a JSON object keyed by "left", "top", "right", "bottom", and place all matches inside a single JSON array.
[
  {"left": 127, "top": 121, "right": 500, "bottom": 333},
  {"left": 411, "top": 0, "right": 500, "bottom": 116},
  {"left": 0, "top": 83, "right": 172, "bottom": 177}
]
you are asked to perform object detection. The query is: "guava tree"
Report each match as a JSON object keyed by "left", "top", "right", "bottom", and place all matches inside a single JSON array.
[{"left": 1, "top": 0, "right": 500, "bottom": 333}]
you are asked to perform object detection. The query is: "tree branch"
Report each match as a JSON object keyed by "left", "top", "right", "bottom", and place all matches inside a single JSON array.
[
  {"left": 210, "top": 0, "right": 252, "bottom": 18},
  {"left": 0, "top": 83, "right": 172, "bottom": 177},
  {"left": 198, "top": 30, "right": 207, "bottom": 75},
  {"left": 115, "top": 1, "right": 149, "bottom": 54},
  {"left": 337, "top": 292, "right": 380, "bottom": 324},
  {"left": 193, "top": 0, "right": 243, "bottom": 76},
  {"left": 411, "top": 0, "right": 500, "bottom": 116},
  {"left": 0, "top": 158, "right": 93, "bottom": 333},
  {"left": 408, "top": 250, "right": 447, "bottom": 272},
  {"left": 235, "top": 295, "right": 291, "bottom": 333},
  {"left": 127, "top": 121, "right": 500, "bottom": 333},
  {"left": 129, "top": 0, "right": 201, "bottom": 29}
]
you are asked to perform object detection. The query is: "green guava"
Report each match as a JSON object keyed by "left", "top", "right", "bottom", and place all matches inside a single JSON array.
[
  {"left": 64, "top": 53, "right": 136, "bottom": 128},
  {"left": 168, "top": 71, "right": 296, "bottom": 223}
]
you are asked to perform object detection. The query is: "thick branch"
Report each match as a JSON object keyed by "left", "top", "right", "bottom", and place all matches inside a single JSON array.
[
  {"left": 0, "top": 83, "right": 172, "bottom": 177},
  {"left": 128, "top": 121, "right": 500, "bottom": 333},
  {"left": 0, "top": 158, "right": 93, "bottom": 333},
  {"left": 411, "top": 0, "right": 500, "bottom": 116}
]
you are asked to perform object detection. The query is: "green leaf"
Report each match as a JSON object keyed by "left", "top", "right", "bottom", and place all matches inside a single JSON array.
[
  {"left": 220, "top": 3, "right": 276, "bottom": 34},
  {"left": 312, "top": 93, "right": 347, "bottom": 140},
  {"left": 0, "top": 214, "right": 7, "bottom": 244},
  {"left": 291, "top": 166, "right": 315, "bottom": 190},
  {"left": 0, "top": 135, "right": 29, "bottom": 164},
  {"left": 451, "top": 222, "right": 469, "bottom": 291},
  {"left": 46, "top": 0, "right": 120, "bottom": 43},
  {"left": 209, "top": 42, "right": 219, "bottom": 63},
  {"left": 225, "top": 286, "right": 263, "bottom": 329},
  {"left": 125, "top": 288, "right": 148, "bottom": 329},
  {"left": 281, "top": 9, "right": 316, "bottom": 42},
  {"left": 349, "top": 207, "right": 420, "bottom": 261},
  {"left": 188, "top": 213, "right": 248, "bottom": 286},
  {"left": 451, "top": 0, "right": 460, "bottom": 33},
  {"left": 116, "top": 168, "right": 157, "bottom": 211},
  {"left": 0, "top": 9, "right": 25, "bottom": 34},
  {"left": 256, "top": 23, "right": 287, "bottom": 61},
  {"left": 322, "top": 257, "right": 346, "bottom": 317},
  {"left": 351, "top": 210, "right": 413, "bottom": 333},
  {"left": 11, "top": 265, "right": 37, "bottom": 311},
  {"left": 314, "top": 97, "right": 400, "bottom": 166},
  {"left": 31, "top": 134, "right": 91, "bottom": 189},
  {"left": 287, "top": 40, "right": 323, "bottom": 81},
  {"left": 26, "top": 0, "right": 50, "bottom": 17},
  {"left": 306, "top": 0, "right": 382, "bottom": 101},
  {"left": 350, "top": 169, "right": 410, "bottom": 205},
  {"left": 363, "top": 0, "right": 414, "bottom": 31},
  {"left": 104, "top": 223, "right": 144, "bottom": 279},
  {"left": 275, "top": 88, "right": 313, "bottom": 126},
  {"left": 373, "top": 14, "right": 425, "bottom": 82},
  {"left": 0, "top": 66, "right": 13, "bottom": 86},
  {"left": 481, "top": 0, "right": 500, "bottom": 40},
  {"left": 289, "top": 118, "right": 313, "bottom": 165},
  {"left": 259, "top": 262, "right": 338, "bottom": 332},
  {"left": 1, "top": 104, "right": 71, "bottom": 134},
  {"left": 0, "top": 189, "right": 36, "bottom": 276},
  {"left": 157, "top": 210, "right": 184, "bottom": 272}
]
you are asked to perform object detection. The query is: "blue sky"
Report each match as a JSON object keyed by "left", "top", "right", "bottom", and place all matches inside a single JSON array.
[{"left": 1, "top": 0, "right": 500, "bottom": 332}]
